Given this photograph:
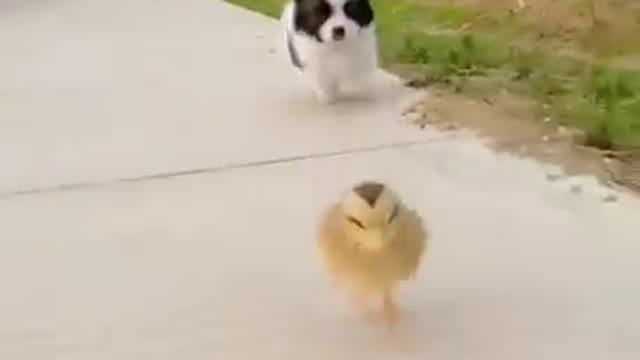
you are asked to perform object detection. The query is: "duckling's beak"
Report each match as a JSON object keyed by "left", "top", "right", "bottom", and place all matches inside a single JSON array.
[{"left": 360, "top": 228, "right": 386, "bottom": 251}]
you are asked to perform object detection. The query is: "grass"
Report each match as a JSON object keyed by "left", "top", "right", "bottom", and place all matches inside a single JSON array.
[
  {"left": 227, "top": 0, "right": 285, "bottom": 17},
  {"left": 225, "top": 0, "right": 640, "bottom": 150}
]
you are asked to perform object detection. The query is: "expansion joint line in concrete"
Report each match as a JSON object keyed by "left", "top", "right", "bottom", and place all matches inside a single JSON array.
[{"left": 0, "top": 138, "right": 437, "bottom": 199}]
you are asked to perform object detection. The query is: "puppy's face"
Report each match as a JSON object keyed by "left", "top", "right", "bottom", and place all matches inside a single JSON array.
[{"left": 293, "top": 0, "right": 374, "bottom": 43}]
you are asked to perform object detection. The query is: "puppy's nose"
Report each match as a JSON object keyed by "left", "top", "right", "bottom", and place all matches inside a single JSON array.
[{"left": 332, "top": 26, "right": 345, "bottom": 41}]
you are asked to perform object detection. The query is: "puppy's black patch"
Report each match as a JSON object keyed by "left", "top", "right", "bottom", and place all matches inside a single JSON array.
[
  {"left": 344, "top": 0, "right": 374, "bottom": 28},
  {"left": 293, "top": 0, "right": 333, "bottom": 42}
]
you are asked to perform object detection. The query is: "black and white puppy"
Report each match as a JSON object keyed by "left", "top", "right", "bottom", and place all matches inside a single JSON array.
[{"left": 281, "top": 0, "right": 378, "bottom": 104}]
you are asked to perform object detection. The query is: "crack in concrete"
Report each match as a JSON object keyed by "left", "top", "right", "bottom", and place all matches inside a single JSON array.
[{"left": 0, "top": 139, "right": 434, "bottom": 200}]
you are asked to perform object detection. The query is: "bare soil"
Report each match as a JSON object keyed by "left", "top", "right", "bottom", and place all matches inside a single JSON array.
[
  {"left": 427, "top": 0, "right": 640, "bottom": 64},
  {"left": 405, "top": 87, "right": 640, "bottom": 193},
  {"left": 404, "top": 0, "right": 640, "bottom": 193}
]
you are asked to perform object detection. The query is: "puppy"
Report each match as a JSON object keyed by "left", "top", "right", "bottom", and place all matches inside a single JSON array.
[{"left": 281, "top": 0, "right": 378, "bottom": 104}]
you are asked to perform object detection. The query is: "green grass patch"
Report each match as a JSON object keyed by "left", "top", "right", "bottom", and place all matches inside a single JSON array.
[
  {"left": 225, "top": 0, "right": 640, "bottom": 149},
  {"left": 225, "top": 0, "right": 285, "bottom": 17}
]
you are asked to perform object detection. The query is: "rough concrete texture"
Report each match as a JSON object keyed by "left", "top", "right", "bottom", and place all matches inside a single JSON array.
[{"left": 1, "top": 1, "right": 639, "bottom": 359}]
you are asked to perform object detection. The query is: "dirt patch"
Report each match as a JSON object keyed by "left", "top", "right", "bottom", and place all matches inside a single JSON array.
[
  {"left": 427, "top": 0, "right": 640, "bottom": 34},
  {"left": 404, "top": 88, "right": 640, "bottom": 193},
  {"left": 424, "top": 0, "right": 640, "bottom": 60},
  {"left": 395, "top": 0, "right": 640, "bottom": 191}
]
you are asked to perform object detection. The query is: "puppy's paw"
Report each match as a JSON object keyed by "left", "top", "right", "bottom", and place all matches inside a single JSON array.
[
  {"left": 343, "top": 74, "right": 377, "bottom": 101},
  {"left": 314, "top": 86, "right": 338, "bottom": 105}
]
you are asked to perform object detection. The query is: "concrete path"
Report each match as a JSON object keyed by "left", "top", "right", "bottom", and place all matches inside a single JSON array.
[{"left": 1, "top": 1, "right": 639, "bottom": 359}]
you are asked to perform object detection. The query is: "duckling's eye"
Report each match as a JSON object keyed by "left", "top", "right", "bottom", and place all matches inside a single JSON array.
[
  {"left": 388, "top": 205, "right": 399, "bottom": 223},
  {"left": 346, "top": 216, "right": 365, "bottom": 229}
]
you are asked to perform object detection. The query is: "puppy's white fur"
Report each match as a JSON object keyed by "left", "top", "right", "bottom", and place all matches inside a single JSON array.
[{"left": 281, "top": 0, "right": 378, "bottom": 104}]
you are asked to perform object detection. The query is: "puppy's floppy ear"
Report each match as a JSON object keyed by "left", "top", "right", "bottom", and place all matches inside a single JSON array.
[{"left": 345, "top": 0, "right": 375, "bottom": 24}]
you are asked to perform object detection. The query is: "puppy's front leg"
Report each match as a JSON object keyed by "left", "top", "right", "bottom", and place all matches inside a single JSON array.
[
  {"left": 344, "top": 58, "right": 377, "bottom": 100},
  {"left": 310, "top": 71, "right": 338, "bottom": 105},
  {"left": 349, "top": 72, "right": 377, "bottom": 100}
]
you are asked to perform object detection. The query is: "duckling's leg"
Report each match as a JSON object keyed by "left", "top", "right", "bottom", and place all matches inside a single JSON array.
[
  {"left": 347, "top": 290, "right": 374, "bottom": 318},
  {"left": 382, "top": 290, "right": 398, "bottom": 327}
]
